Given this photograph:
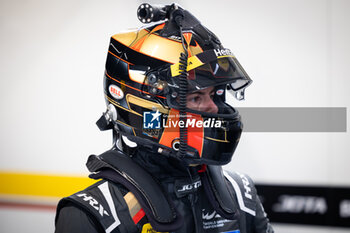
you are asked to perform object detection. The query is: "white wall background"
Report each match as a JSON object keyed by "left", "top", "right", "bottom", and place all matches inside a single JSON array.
[{"left": 1, "top": 0, "right": 349, "bottom": 232}]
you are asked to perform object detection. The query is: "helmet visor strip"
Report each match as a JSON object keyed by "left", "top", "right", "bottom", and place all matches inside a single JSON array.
[{"left": 170, "top": 49, "right": 252, "bottom": 92}]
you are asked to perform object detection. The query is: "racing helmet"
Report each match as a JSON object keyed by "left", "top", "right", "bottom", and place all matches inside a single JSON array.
[{"left": 97, "top": 3, "right": 252, "bottom": 165}]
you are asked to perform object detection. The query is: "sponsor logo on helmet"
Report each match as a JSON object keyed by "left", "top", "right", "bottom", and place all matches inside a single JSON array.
[
  {"left": 214, "top": 48, "right": 233, "bottom": 57},
  {"left": 216, "top": 89, "right": 224, "bottom": 95},
  {"left": 109, "top": 84, "right": 124, "bottom": 100},
  {"left": 169, "top": 35, "right": 182, "bottom": 41}
]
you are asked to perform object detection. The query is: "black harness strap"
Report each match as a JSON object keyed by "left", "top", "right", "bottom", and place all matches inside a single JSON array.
[
  {"left": 87, "top": 150, "right": 183, "bottom": 232},
  {"left": 200, "top": 166, "right": 240, "bottom": 220}
]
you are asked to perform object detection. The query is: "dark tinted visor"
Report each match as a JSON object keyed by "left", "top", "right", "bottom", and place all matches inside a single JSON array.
[{"left": 170, "top": 49, "right": 252, "bottom": 92}]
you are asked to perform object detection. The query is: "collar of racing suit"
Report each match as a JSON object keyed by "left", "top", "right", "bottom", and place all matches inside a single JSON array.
[{"left": 131, "top": 148, "right": 191, "bottom": 181}]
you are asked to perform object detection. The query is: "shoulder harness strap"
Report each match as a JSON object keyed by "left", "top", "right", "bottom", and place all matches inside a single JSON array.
[
  {"left": 200, "top": 165, "right": 239, "bottom": 219},
  {"left": 201, "top": 166, "right": 257, "bottom": 218},
  {"left": 86, "top": 150, "right": 183, "bottom": 232}
]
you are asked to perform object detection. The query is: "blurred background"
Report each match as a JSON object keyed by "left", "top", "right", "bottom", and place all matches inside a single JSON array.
[{"left": 0, "top": 0, "right": 349, "bottom": 232}]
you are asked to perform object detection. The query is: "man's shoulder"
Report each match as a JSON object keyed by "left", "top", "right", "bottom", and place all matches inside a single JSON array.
[
  {"left": 55, "top": 202, "right": 106, "bottom": 233},
  {"left": 57, "top": 180, "right": 126, "bottom": 212},
  {"left": 56, "top": 180, "right": 140, "bottom": 233},
  {"left": 223, "top": 170, "right": 258, "bottom": 217},
  {"left": 223, "top": 170, "right": 257, "bottom": 192}
]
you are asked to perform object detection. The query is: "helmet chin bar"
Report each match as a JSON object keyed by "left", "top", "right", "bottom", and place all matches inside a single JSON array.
[
  {"left": 120, "top": 132, "right": 201, "bottom": 165},
  {"left": 116, "top": 118, "right": 241, "bottom": 166}
]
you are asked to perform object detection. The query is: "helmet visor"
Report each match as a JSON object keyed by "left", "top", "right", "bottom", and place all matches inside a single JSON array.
[{"left": 170, "top": 49, "right": 252, "bottom": 92}]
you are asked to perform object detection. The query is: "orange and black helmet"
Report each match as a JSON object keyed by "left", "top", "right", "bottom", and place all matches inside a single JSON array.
[{"left": 98, "top": 3, "right": 252, "bottom": 165}]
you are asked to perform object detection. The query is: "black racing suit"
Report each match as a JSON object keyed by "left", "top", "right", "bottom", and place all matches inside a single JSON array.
[{"left": 55, "top": 149, "right": 274, "bottom": 233}]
